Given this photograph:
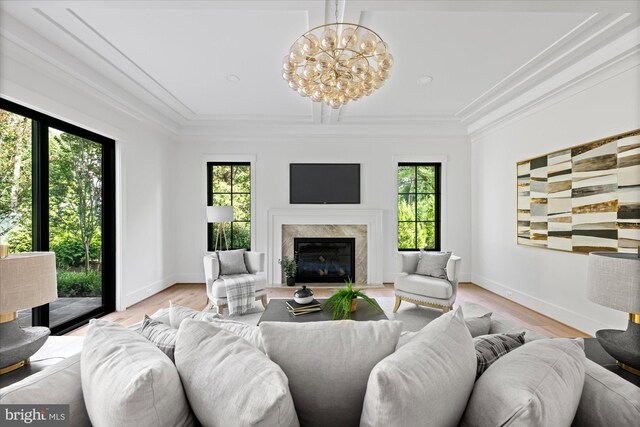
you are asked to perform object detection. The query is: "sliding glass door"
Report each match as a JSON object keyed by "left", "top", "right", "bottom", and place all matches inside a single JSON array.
[{"left": 0, "top": 98, "right": 115, "bottom": 334}]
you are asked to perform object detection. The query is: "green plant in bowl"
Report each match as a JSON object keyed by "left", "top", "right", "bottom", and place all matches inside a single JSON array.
[{"left": 324, "top": 278, "right": 382, "bottom": 320}]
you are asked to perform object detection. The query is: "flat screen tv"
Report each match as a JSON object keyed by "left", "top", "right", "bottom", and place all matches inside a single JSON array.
[{"left": 290, "top": 163, "right": 361, "bottom": 204}]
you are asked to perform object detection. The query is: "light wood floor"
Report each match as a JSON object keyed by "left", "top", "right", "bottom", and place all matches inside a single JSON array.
[{"left": 67, "top": 283, "right": 590, "bottom": 338}]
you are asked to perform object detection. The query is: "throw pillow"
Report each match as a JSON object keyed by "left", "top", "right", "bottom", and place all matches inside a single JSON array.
[
  {"left": 474, "top": 332, "right": 526, "bottom": 379},
  {"left": 396, "top": 312, "right": 493, "bottom": 349},
  {"left": 260, "top": 320, "right": 402, "bottom": 427},
  {"left": 208, "top": 318, "right": 265, "bottom": 352},
  {"left": 169, "top": 301, "right": 220, "bottom": 328},
  {"left": 218, "top": 248, "right": 249, "bottom": 275},
  {"left": 168, "top": 302, "right": 264, "bottom": 351},
  {"left": 361, "top": 308, "right": 476, "bottom": 427},
  {"left": 415, "top": 250, "right": 451, "bottom": 278},
  {"left": 461, "top": 339, "right": 586, "bottom": 427},
  {"left": 81, "top": 320, "right": 193, "bottom": 427},
  {"left": 465, "top": 312, "right": 492, "bottom": 337},
  {"left": 140, "top": 315, "right": 178, "bottom": 361},
  {"left": 175, "top": 319, "right": 299, "bottom": 427}
]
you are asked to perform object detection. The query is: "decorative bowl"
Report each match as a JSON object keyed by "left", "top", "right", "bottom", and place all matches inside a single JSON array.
[{"left": 294, "top": 285, "right": 314, "bottom": 305}]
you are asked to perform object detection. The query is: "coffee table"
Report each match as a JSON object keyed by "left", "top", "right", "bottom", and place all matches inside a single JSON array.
[{"left": 257, "top": 298, "right": 388, "bottom": 324}]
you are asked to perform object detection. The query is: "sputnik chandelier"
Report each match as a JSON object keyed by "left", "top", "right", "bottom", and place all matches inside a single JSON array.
[{"left": 282, "top": 2, "right": 393, "bottom": 109}]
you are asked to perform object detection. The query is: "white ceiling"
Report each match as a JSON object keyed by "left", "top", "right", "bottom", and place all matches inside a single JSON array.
[{"left": 1, "top": 1, "right": 639, "bottom": 135}]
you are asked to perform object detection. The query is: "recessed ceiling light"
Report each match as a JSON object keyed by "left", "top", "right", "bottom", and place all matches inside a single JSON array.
[
  {"left": 417, "top": 75, "right": 434, "bottom": 86},
  {"left": 226, "top": 74, "right": 240, "bottom": 83}
]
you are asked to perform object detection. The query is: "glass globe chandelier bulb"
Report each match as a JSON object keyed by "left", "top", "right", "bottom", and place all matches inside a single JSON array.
[
  {"left": 374, "top": 41, "right": 388, "bottom": 56},
  {"left": 283, "top": 22, "right": 391, "bottom": 108},
  {"left": 359, "top": 32, "right": 377, "bottom": 54},
  {"left": 290, "top": 42, "right": 306, "bottom": 63},
  {"left": 282, "top": 55, "right": 295, "bottom": 72},
  {"left": 340, "top": 27, "right": 357, "bottom": 48},
  {"left": 302, "top": 34, "right": 319, "bottom": 55},
  {"left": 320, "top": 28, "right": 337, "bottom": 50}
]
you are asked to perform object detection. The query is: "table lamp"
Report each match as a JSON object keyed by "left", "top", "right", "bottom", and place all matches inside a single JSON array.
[
  {"left": 206, "top": 206, "right": 234, "bottom": 251},
  {"left": 0, "top": 252, "right": 58, "bottom": 374},
  {"left": 586, "top": 251, "right": 640, "bottom": 376}
]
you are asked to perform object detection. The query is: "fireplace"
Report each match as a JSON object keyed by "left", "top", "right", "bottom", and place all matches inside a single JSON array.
[{"left": 294, "top": 237, "right": 356, "bottom": 283}]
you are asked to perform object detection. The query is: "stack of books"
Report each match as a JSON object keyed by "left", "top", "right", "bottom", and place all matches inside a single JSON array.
[{"left": 286, "top": 299, "right": 322, "bottom": 316}]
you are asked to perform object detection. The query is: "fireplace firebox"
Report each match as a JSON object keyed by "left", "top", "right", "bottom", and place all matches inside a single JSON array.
[{"left": 294, "top": 237, "right": 356, "bottom": 283}]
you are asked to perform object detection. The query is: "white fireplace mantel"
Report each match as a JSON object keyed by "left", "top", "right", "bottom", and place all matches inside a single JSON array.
[{"left": 267, "top": 208, "right": 384, "bottom": 285}]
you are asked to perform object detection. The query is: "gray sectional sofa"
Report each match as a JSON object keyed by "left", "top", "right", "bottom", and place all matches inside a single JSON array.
[{"left": 1, "top": 302, "right": 639, "bottom": 426}]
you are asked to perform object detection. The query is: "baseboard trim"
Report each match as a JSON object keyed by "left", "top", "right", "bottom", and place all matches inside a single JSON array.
[
  {"left": 124, "top": 276, "right": 176, "bottom": 309},
  {"left": 471, "top": 273, "right": 612, "bottom": 335}
]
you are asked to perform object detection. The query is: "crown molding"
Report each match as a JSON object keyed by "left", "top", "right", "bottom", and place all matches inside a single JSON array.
[
  {"left": 467, "top": 24, "right": 640, "bottom": 141},
  {"left": 178, "top": 120, "right": 470, "bottom": 143},
  {"left": 0, "top": 16, "right": 182, "bottom": 137}
]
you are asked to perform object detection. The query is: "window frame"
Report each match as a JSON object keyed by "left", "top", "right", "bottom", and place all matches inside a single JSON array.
[
  {"left": 206, "top": 161, "right": 252, "bottom": 251},
  {"left": 0, "top": 97, "right": 116, "bottom": 335},
  {"left": 396, "top": 162, "right": 442, "bottom": 251}
]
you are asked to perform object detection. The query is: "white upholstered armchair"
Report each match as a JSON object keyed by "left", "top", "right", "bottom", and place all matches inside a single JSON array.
[
  {"left": 203, "top": 251, "right": 267, "bottom": 315},
  {"left": 393, "top": 252, "right": 462, "bottom": 313}
]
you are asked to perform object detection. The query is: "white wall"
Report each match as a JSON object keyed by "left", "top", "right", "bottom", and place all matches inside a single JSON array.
[
  {"left": 471, "top": 65, "right": 640, "bottom": 335},
  {"left": 1, "top": 38, "right": 179, "bottom": 310},
  {"left": 173, "top": 136, "right": 472, "bottom": 284}
]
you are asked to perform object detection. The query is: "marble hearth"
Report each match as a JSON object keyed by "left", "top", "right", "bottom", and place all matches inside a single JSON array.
[{"left": 282, "top": 225, "right": 367, "bottom": 284}]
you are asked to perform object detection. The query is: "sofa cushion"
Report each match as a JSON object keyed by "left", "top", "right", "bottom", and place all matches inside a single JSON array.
[
  {"left": 218, "top": 249, "right": 249, "bottom": 275},
  {"left": 140, "top": 315, "right": 178, "bottom": 361},
  {"left": 0, "top": 352, "right": 90, "bottom": 427},
  {"left": 210, "top": 274, "right": 267, "bottom": 299},
  {"left": 474, "top": 332, "right": 526, "bottom": 379},
  {"left": 81, "top": 320, "right": 193, "bottom": 427},
  {"left": 361, "top": 308, "right": 476, "bottom": 427},
  {"left": 415, "top": 250, "right": 451, "bottom": 278},
  {"left": 461, "top": 339, "right": 586, "bottom": 427},
  {"left": 572, "top": 359, "right": 640, "bottom": 426},
  {"left": 260, "top": 320, "right": 402, "bottom": 427},
  {"left": 395, "top": 273, "right": 452, "bottom": 299},
  {"left": 169, "top": 301, "right": 220, "bottom": 328},
  {"left": 175, "top": 319, "right": 298, "bottom": 427}
]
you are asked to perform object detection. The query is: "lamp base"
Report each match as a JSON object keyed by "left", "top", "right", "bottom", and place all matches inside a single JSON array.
[
  {"left": 596, "top": 317, "right": 640, "bottom": 377},
  {"left": 0, "top": 314, "right": 50, "bottom": 375},
  {"left": 0, "top": 359, "right": 28, "bottom": 375}
]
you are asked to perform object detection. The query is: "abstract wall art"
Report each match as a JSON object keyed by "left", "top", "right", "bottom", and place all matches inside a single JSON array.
[{"left": 517, "top": 129, "right": 640, "bottom": 254}]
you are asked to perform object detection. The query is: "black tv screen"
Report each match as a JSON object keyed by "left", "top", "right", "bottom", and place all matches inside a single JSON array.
[{"left": 290, "top": 163, "right": 361, "bottom": 204}]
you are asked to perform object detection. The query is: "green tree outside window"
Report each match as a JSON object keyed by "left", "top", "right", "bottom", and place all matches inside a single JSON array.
[
  {"left": 207, "top": 162, "right": 251, "bottom": 250},
  {"left": 397, "top": 163, "right": 441, "bottom": 250}
]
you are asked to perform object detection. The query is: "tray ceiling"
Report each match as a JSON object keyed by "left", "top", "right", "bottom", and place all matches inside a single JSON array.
[{"left": 1, "top": 1, "right": 638, "bottom": 135}]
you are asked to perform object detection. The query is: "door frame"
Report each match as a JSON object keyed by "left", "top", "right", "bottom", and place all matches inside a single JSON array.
[{"left": 0, "top": 98, "right": 116, "bottom": 335}]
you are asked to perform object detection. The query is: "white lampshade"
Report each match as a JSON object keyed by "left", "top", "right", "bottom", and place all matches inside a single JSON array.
[
  {"left": 206, "top": 206, "right": 234, "bottom": 223},
  {"left": 587, "top": 252, "right": 640, "bottom": 313},
  {"left": 0, "top": 252, "right": 58, "bottom": 313}
]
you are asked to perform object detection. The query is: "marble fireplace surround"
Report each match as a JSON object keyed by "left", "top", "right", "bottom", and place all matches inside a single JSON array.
[
  {"left": 267, "top": 209, "right": 384, "bottom": 285},
  {"left": 282, "top": 225, "right": 367, "bottom": 284}
]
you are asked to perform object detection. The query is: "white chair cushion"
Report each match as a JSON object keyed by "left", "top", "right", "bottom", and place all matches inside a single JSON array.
[
  {"left": 395, "top": 273, "right": 453, "bottom": 299},
  {"left": 210, "top": 274, "right": 267, "bottom": 299}
]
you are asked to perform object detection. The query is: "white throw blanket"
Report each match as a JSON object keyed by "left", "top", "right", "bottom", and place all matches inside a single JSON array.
[{"left": 222, "top": 275, "right": 256, "bottom": 315}]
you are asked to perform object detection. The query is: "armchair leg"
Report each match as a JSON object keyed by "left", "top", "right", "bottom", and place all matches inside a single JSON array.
[
  {"left": 393, "top": 296, "right": 402, "bottom": 313},
  {"left": 215, "top": 304, "right": 224, "bottom": 316},
  {"left": 260, "top": 294, "right": 268, "bottom": 308}
]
